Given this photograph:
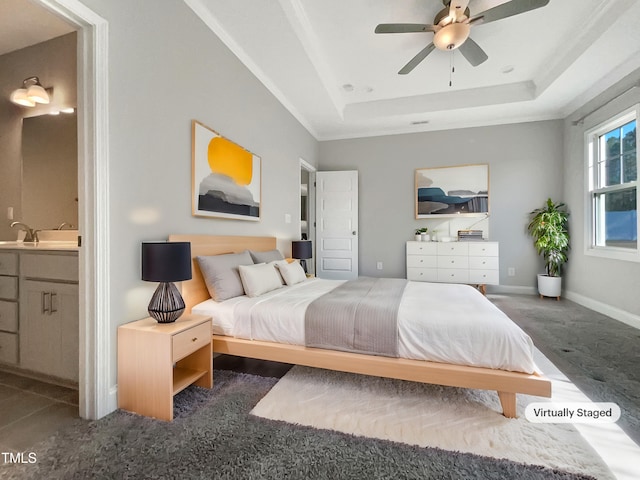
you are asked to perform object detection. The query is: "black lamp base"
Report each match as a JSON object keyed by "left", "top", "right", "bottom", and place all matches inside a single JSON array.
[{"left": 148, "top": 282, "right": 185, "bottom": 323}]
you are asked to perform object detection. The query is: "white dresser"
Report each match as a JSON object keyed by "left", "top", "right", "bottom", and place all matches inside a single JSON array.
[{"left": 406, "top": 241, "right": 499, "bottom": 288}]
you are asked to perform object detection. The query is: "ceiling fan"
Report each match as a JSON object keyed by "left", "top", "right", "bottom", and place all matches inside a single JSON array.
[{"left": 375, "top": 0, "right": 550, "bottom": 75}]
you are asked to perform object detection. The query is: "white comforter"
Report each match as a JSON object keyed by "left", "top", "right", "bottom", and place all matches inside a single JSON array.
[{"left": 192, "top": 278, "right": 537, "bottom": 374}]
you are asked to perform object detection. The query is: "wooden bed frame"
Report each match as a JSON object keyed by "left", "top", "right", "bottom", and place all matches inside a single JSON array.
[{"left": 169, "top": 234, "right": 551, "bottom": 418}]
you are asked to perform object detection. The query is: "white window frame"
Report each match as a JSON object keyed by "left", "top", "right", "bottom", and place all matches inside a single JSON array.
[{"left": 584, "top": 104, "right": 639, "bottom": 262}]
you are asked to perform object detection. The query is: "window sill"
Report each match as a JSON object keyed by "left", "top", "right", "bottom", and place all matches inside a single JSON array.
[{"left": 584, "top": 246, "right": 640, "bottom": 263}]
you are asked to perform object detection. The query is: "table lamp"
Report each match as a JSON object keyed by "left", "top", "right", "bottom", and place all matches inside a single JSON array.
[
  {"left": 292, "top": 240, "right": 312, "bottom": 273},
  {"left": 142, "top": 241, "right": 192, "bottom": 323}
]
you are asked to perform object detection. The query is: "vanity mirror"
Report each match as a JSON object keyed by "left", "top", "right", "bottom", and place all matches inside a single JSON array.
[{"left": 21, "top": 112, "right": 78, "bottom": 231}]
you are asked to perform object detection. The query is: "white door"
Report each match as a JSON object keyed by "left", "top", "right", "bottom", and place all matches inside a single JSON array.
[{"left": 315, "top": 171, "right": 358, "bottom": 279}]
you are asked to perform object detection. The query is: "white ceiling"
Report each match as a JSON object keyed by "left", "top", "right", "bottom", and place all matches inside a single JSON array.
[
  {"left": 0, "top": 0, "right": 74, "bottom": 56},
  {"left": 186, "top": 0, "right": 640, "bottom": 140},
  {"left": 4, "top": 1, "right": 640, "bottom": 141}
]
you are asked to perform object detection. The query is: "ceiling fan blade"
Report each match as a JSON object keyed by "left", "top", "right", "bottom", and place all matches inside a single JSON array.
[
  {"left": 469, "top": 0, "right": 550, "bottom": 26},
  {"left": 449, "top": 0, "right": 470, "bottom": 22},
  {"left": 458, "top": 37, "right": 488, "bottom": 66},
  {"left": 375, "top": 23, "right": 437, "bottom": 34},
  {"left": 398, "top": 43, "right": 436, "bottom": 75}
]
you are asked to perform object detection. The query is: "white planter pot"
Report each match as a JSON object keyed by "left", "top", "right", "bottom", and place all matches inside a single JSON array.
[
  {"left": 421, "top": 233, "right": 430, "bottom": 242},
  {"left": 414, "top": 235, "right": 422, "bottom": 241},
  {"left": 537, "top": 274, "right": 562, "bottom": 299}
]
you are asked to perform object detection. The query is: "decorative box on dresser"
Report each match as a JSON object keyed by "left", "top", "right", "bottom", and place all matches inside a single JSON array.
[
  {"left": 118, "top": 314, "right": 212, "bottom": 421},
  {"left": 406, "top": 241, "right": 499, "bottom": 292}
]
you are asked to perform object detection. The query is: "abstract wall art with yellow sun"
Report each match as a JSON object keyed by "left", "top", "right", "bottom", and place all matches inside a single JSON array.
[{"left": 192, "top": 120, "right": 261, "bottom": 221}]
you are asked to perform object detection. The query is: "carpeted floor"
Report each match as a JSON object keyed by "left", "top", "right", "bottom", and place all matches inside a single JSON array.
[
  {"left": 1, "top": 370, "right": 596, "bottom": 480},
  {"left": 1, "top": 293, "right": 636, "bottom": 479},
  {"left": 489, "top": 294, "right": 640, "bottom": 446}
]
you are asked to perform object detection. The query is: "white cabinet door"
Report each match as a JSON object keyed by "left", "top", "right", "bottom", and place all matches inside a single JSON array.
[
  {"left": 316, "top": 171, "right": 358, "bottom": 280},
  {"left": 20, "top": 280, "right": 79, "bottom": 381}
]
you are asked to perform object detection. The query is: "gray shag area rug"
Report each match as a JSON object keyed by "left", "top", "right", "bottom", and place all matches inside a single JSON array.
[
  {"left": 490, "top": 294, "right": 640, "bottom": 446},
  {"left": 1, "top": 369, "right": 596, "bottom": 480}
]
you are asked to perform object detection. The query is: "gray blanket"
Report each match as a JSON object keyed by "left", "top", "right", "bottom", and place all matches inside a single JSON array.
[{"left": 305, "top": 277, "right": 408, "bottom": 357}]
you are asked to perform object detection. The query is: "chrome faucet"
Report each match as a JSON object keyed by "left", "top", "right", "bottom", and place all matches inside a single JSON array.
[{"left": 10, "top": 221, "right": 39, "bottom": 243}]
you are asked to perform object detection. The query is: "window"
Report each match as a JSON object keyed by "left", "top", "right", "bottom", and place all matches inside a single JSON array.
[{"left": 586, "top": 105, "right": 639, "bottom": 261}]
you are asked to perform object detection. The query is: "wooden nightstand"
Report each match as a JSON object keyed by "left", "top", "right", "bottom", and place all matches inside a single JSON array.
[{"left": 117, "top": 313, "right": 212, "bottom": 421}]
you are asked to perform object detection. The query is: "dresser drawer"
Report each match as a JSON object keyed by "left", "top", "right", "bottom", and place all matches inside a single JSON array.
[
  {"left": 469, "top": 270, "right": 500, "bottom": 285},
  {"left": 469, "top": 256, "right": 499, "bottom": 270},
  {"left": 0, "top": 332, "right": 18, "bottom": 364},
  {"left": 406, "top": 242, "right": 437, "bottom": 255},
  {"left": 437, "top": 242, "right": 469, "bottom": 256},
  {"left": 172, "top": 321, "right": 211, "bottom": 362},
  {"left": 0, "top": 301, "right": 18, "bottom": 332},
  {"left": 0, "top": 276, "right": 18, "bottom": 300},
  {"left": 407, "top": 267, "right": 438, "bottom": 282},
  {"left": 407, "top": 255, "right": 437, "bottom": 268},
  {"left": 0, "top": 253, "right": 18, "bottom": 276},
  {"left": 468, "top": 242, "right": 499, "bottom": 257},
  {"left": 437, "top": 256, "right": 469, "bottom": 269},
  {"left": 438, "top": 269, "right": 470, "bottom": 283}
]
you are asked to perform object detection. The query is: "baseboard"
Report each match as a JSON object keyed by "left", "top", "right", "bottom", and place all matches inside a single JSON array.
[
  {"left": 564, "top": 290, "right": 640, "bottom": 330},
  {"left": 489, "top": 284, "right": 537, "bottom": 295}
]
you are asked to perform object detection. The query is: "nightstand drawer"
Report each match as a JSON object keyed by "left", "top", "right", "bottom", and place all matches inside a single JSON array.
[{"left": 172, "top": 321, "right": 211, "bottom": 362}]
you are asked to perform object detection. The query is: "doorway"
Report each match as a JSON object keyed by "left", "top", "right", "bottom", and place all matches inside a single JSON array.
[{"left": 300, "top": 159, "right": 316, "bottom": 275}]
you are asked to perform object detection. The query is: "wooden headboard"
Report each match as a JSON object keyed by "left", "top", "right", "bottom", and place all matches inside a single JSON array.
[{"left": 168, "top": 234, "right": 277, "bottom": 312}]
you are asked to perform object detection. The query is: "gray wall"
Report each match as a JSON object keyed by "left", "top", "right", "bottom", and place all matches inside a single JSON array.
[
  {"left": 318, "top": 121, "right": 565, "bottom": 287},
  {"left": 563, "top": 69, "right": 640, "bottom": 318},
  {"left": 78, "top": 0, "right": 319, "bottom": 391},
  {"left": 0, "top": 33, "right": 77, "bottom": 240}
]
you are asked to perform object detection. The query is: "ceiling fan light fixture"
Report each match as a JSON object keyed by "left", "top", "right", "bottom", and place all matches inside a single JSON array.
[{"left": 433, "top": 23, "right": 470, "bottom": 51}]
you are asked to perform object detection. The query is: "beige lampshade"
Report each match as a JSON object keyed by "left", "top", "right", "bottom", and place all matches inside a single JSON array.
[
  {"left": 433, "top": 23, "right": 471, "bottom": 51},
  {"left": 27, "top": 83, "right": 50, "bottom": 104},
  {"left": 10, "top": 88, "right": 36, "bottom": 107}
]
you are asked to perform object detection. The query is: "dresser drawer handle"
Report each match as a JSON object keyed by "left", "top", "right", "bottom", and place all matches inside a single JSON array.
[{"left": 192, "top": 337, "right": 198, "bottom": 342}]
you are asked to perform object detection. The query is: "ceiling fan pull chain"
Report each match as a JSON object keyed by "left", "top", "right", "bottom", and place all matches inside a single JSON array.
[{"left": 449, "top": 51, "right": 455, "bottom": 87}]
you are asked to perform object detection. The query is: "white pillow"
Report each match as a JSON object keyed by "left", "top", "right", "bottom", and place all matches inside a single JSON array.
[
  {"left": 276, "top": 260, "right": 307, "bottom": 286},
  {"left": 269, "top": 259, "right": 289, "bottom": 284},
  {"left": 238, "top": 263, "right": 283, "bottom": 297}
]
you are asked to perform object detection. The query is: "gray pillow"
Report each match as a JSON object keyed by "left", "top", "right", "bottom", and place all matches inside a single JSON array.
[
  {"left": 249, "top": 249, "right": 284, "bottom": 264},
  {"left": 197, "top": 251, "right": 254, "bottom": 301}
]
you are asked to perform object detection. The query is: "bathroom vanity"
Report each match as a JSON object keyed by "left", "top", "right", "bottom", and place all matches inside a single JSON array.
[{"left": 0, "top": 241, "right": 79, "bottom": 383}]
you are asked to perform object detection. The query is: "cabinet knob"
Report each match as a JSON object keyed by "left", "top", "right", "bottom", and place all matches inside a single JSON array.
[{"left": 192, "top": 337, "right": 198, "bottom": 342}]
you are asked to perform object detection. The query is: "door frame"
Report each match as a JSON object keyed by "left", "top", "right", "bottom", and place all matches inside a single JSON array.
[
  {"left": 300, "top": 158, "right": 316, "bottom": 272},
  {"left": 36, "top": 0, "right": 111, "bottom": 419}
]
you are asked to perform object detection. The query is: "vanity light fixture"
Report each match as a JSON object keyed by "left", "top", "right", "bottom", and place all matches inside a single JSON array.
[{"left": 10, "top": 76, "right": 51, "bottom": 107}]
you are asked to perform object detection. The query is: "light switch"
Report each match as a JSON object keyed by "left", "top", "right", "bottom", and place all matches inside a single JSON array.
[{"left": 284, "top": 214, "right": 292, "bottom": 224}]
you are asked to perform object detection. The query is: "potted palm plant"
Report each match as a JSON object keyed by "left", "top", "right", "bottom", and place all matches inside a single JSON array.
[{"left": 527, "top": 198, "right": 570, "bottom": 299}]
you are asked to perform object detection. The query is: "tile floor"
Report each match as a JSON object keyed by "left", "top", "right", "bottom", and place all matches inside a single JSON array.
[{"left": 0, "top": 370, "right": 78, "bottom": 453}]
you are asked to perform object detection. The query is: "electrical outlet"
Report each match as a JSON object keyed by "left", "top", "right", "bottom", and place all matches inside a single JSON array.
[
  {"left": 7, "top": 207, "right": 13, "bottom": 220},
  {"left": 508, "top": 267, "right": 516, "bottom": 277},
  {"left": 376, "top": 261, "right": 383, "bottom": 270}
]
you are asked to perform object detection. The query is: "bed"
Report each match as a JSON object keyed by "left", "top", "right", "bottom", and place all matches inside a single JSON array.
[{"left": 169, "top": 234, "right": 551, "bottom": 418}]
